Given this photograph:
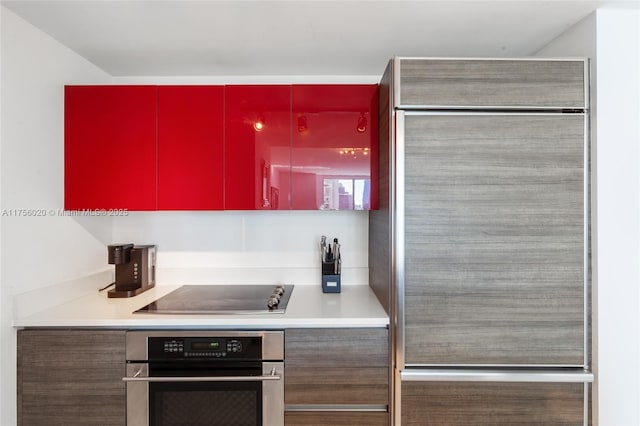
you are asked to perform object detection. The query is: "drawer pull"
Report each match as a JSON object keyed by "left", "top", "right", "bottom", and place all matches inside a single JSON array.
[{"left": 284, "top": 404, "right": 387, "bottom": 412}]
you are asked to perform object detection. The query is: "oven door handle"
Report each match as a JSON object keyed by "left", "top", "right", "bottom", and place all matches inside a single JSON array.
[{"left": 122, "top": 375, "right": 281, "bottom": 383}]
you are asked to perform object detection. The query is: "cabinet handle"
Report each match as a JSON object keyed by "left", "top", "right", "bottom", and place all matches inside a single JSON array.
[
  {"left": 401, "top": 369, "right": 593, "bottom": 383},
  {"left": 123, "top": 375, "right": 281, "bottom": 383},
  {"left": 284, "top": 404, "right": 388, "bottom": 412}
]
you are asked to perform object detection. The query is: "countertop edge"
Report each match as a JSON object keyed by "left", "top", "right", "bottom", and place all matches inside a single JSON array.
[
  {"left": 13, "top": 319, "right": 390, "bottom": 329},
  {"left": 12, "top": 284, "right": 390, "bottom": 329}
]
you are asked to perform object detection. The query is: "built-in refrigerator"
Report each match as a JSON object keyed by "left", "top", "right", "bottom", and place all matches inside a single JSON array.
[{"left": 370, "top": 57, "right": 593, "bottom": 425}]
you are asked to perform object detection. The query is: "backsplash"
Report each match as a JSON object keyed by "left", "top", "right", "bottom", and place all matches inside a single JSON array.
[{"left": 111, "top": 210, "right": 369, "bottom": 286}]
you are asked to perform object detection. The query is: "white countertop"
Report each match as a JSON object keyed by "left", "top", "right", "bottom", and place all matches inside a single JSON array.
[{"left": 13, "top": 284, "right": 389, "bottom": 329}]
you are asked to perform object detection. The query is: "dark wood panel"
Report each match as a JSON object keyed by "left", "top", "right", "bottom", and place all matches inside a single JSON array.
[
  {"left": 285, "top": 411, "right": 389, "bottom": 426},
  {"left": 398, "top": 59, "right": 586, "bottom": 108},
  {"left": 369, "top": 59, "right": 393, "bottom": 314},
  {"left": 285, "top": 366, "right": 388, "bottom": 404},
  {"left": 403, "top": 114, "right": 586, "bottom": 365},
  {"left": 401, "top": 381, "right": 585, "bottom": 425},
  {"left": 285, "top": 328, "right": 388, "bottom": 367},
  {"left": 18, "top": 329, "right": 126, "bottom": 426}
]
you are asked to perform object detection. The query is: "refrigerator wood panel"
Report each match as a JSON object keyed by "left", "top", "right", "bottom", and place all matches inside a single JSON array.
[
  {"left": 403, "top": 113, "right": 586, "bottom": 366},
  {"left": 369, "top": 60, "right": 393, "bottom": 313},
  {"left": 397, "top": 58, "right": 586, "bottom": 109},
  {"left": 401, "top": 381, "right": 586, "bottom": 425}
]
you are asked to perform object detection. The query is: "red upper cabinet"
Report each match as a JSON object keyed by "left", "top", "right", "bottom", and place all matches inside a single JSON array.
[
  {"left": 158, "top": 86, "right": 224, "bottom": 210},
  {"left": 65, "top": 86, "right": 157, "bottom": 210},
  {"left": 65, "top": 84, "right": 378, "bottom": 212},
  {"left": 225, "top": 85, "right": 292, "bottom": 210},
  {"left": 291, "top": 84, "right": 378, "bottom": 210}
]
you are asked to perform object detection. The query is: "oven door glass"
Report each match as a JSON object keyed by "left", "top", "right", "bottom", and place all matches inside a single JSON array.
[
  {"left": 148, "top": 362, "right": 262, "bottom": 426},
  {"left": 149, "top": 380, "right": 261, "bottom": 426}
]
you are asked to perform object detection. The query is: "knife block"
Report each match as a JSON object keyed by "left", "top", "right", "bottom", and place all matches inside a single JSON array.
[{"left": 321, "top": 262, "right": 341, "bottom": 293}]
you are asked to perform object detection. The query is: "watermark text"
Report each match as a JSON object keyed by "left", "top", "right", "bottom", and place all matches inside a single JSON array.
[{"left": 1, "top": 208, "right": 129, "bottom": 217}]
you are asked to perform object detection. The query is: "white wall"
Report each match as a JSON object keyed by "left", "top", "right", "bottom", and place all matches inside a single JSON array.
[
  {"left": 112, "top": 210, "right": 369, "bottom": 287},
  {"left": 537, "top": 8, "right": 640, "bottom": 426},
  {"left": 0, "top": 7, "right": 112, "bottom": 425},
  {"left": 0, "top": 7, "right": 4, "bottom": 424},
  {"left": 594, "top": 9, "right": 640, "bottom": 425}
]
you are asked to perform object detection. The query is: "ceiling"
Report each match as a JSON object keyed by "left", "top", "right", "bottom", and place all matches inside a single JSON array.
[{"left": 0, "top": 0, "right": 624, "bottom": 77}]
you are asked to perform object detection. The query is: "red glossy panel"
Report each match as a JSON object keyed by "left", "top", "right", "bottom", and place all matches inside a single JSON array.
[
  {"left": 225, "top": 85, "right": 291, "bottom": 210},
  {"left": 65, "top": 86, "right": 157, "bottom": 210},
  {"left": 158, "top": 86, "right": 224, "bottom": 210},
  {"left": 291, "top": 84, "right": 378, "bottom": 210}
]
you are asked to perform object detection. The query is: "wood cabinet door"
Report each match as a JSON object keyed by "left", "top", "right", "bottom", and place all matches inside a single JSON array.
[
  {"left": 397, "top": 58, "right": 587, "bottom": 109},
  {"left": 402, "top": 113, "right": 586, "bottom": 366},
  {"left": 65, "top": 86, "right": 157, "bottom": 210},
  {"left": 401, "top": 381, "right": 587, "bottom": 425},
  {"left": 285, "top": 328, "right": 389, "bottom": 406},
  {"left": 18, "top": 329, "right": 126, "bottom": 426},
  {"left": 157, "top": 86, "right": 224, "bottom": 210},
  {"left": 291, "top": 85, "right": 378, "bottom": 210},
  {"left": 225, "top": 85, "right": 291, "bottom": 210}
]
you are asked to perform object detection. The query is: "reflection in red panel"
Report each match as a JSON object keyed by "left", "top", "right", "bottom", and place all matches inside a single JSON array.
[
  {"left": 158, "top": 86, "right": 224, "bottom": 210},
  {"left": 291, "top": 84, "right": 378, "bottom": 210},
  {"left": 225, "top": 85, "right": 291, "bottom": 210}
]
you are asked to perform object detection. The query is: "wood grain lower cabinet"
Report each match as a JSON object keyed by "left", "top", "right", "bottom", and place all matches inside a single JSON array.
[
  {"left": 284, "top": 328, "right": 389, "bottom": 425},
  {"left": 17, "top": 329, "right": 126, "bottom": 426},
  {"left": 285, "top": 366, "right": 388, "bottom": 405},
  {"left": 285, "top": 411, "right": 389, "bottom": 426},
  {"left": 401, "top": 381, "right": 587, "bottom": 425}
]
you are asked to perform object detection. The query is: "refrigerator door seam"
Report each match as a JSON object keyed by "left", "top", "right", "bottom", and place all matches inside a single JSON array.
[{"left": 400, "top": 369, "right": 594, "bottom": 383}]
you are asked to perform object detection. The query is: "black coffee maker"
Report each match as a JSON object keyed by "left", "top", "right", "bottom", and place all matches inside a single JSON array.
[{"left": 107, "top": 244, "right": 156, "bottom": 298}]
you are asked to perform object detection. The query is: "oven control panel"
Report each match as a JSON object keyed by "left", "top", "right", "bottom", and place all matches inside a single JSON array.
[{"left": 148, "top": 336, "right": 262, "bottom": 360}]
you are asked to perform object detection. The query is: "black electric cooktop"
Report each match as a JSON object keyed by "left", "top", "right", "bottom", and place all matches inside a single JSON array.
[{"left": 134, "top": 284, "right": 294, "bottom": 315}]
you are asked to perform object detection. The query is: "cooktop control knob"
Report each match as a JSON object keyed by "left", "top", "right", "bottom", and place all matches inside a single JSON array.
[
  {"left": 267, "top": 295, "right": 280, "bottom": 310},
  {"left": 268, "top": 285, "right": 287, "bottom": 310}
]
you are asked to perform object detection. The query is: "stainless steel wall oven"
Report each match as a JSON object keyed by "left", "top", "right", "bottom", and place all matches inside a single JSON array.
[{"left": 124, "top": 331, "right": 284, "bottom": 426}]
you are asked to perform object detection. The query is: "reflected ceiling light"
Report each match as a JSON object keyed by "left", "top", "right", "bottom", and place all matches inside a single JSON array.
[
  {"left": 357, "top": 113, "right": 367, "bottom": 133},
  {"left": 254, "top": 115, "right": 265, "bottom": 131},
  {"left": 338, "top": 147, "right": 369, "bottom": 158}
]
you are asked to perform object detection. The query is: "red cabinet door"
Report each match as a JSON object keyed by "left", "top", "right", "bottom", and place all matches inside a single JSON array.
[
  {"left": 225, "top": 85, "right": 291, "bottom": 210},
  {"left": 291, "top": 85, "right": 378, "bottom": 210},
  {"left": 65, "top": 86, "right": 157, "bottom": 210},
  {"left": 158, "top": 86, "right": 224, "bottom": 210}
]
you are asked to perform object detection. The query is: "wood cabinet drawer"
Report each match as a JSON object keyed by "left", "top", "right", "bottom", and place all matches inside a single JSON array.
[
  {"left": 285, "top": 328, "right": 388, "bottom": 367},
  {"left": 285, "top": 411, "right": 389, "bottom": 426},
  {"left": 401, "top": 381, "right": 587, "bottom": 425},
  {"left": 397, "top": 58, "right": 587, "bottom": 109},
  {"left": 285, "top": 366, "right": 388, "bottom": 405}
]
